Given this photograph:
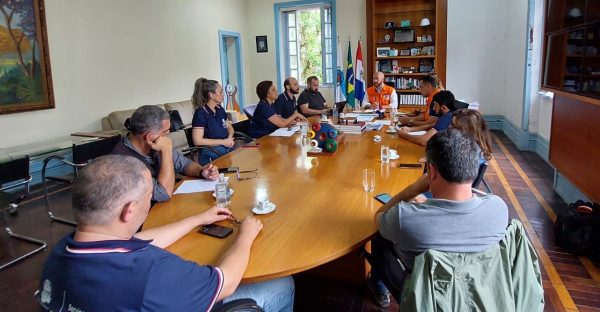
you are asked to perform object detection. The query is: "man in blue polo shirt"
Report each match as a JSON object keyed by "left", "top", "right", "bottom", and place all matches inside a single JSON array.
[
  {"left": 396, "top": 90, "right": 457, "bottom": 146},
  {"left": 274, "top": 77, "right": 300, "bottom": 118},
  {"left": 39, "top": 155, "right": 294, "bottom": 312}
]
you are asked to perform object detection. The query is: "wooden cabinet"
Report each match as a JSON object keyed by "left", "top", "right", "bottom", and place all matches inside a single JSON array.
[{"left": 366, "top": 0, "right": 447, "bottom": 106}]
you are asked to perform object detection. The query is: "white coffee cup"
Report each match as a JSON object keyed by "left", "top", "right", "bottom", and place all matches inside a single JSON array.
[
  {"left": 389, "top": 149, "right": 398, "bottom": 158},
  {"left": 258, "top": 197, "right": 270, "bottom": 211},
  {"left": 321, "top": 115, "right": 328, "bottom": 122}
]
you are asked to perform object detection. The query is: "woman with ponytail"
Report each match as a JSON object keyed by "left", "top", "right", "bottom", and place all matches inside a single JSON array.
[{"left": 191, "top": 78, "right": 235, "bottom": 165}]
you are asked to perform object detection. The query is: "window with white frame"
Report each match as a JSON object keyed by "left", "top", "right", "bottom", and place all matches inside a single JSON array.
[{"left": 281, "top": 4, "right": 333, "bottom": 85}]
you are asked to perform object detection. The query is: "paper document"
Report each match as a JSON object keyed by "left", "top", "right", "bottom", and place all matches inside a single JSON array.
[
  {"left": 344, "top": 113, "right": 360, "bottom": 118},
  {"left": 373, "top": 120, "right": 391, "bottom": 126},
  {"left": 357, "top": 115, "right": 375, "bottom": 122},
  {"left": 269, "top": 128, "right": 296, "bottom": 137},
  {"left": 174, "top": 177, "right": 229, "bottom": 194},
  {"left": 408, "top": 131, "right": 427, "bottom": 136}
]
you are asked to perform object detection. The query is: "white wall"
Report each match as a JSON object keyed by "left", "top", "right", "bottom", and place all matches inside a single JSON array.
[
  {"left": 244, "top": 0, "right": 366, "bottom": 105},
  {"left": 0, "top": 0, "right": 247, "bottom": 148},
  {"left": 446, "top": 0, "right": 528, "bottom": 128}
]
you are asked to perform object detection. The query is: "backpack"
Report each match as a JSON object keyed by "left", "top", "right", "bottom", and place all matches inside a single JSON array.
[{"left": 554, "top": 200, "right": 600, "bottom": 261}]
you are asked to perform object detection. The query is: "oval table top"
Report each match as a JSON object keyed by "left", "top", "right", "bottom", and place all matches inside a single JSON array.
[{"left": 143, "top": 123, "right": 424, "bottom": 282}]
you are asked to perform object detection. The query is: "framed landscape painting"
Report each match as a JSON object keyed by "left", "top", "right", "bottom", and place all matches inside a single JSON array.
[{"left": 0, "top": 0, "right": 54, "bottom": 115}]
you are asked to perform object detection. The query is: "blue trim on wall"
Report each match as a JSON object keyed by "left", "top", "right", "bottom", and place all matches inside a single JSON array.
[
  {"left": 554, "top": 171, "right": 590, "bottom": 204},
  {"left": 218, "top": 30, "right": 245, "bottom": 109},
  {"left": 273, "top": 0, "right": 337, "bottom": 88}
]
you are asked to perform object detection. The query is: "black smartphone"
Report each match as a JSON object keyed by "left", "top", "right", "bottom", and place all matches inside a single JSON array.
[
  {"left": 199, "top": 224, "right": 233, "bottom": 239},
  {"left": 218, "top": 167, "right": 239, "bottom": 174},
  {"left": 398, "top": 163, "right": 422, "bottom": 169},
  {"left": 375, "top": 193, "right": 393, "bottom": 204}
]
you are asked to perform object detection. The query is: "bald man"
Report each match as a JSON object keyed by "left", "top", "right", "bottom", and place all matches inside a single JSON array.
[{"left": 366, "top": 72, "right": 398, "bottom": 110}]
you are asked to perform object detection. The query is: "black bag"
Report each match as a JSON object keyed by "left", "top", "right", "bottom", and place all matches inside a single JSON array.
[
  {"left": 169, "top": 110, "right": 185, "bottom": 132},
  {"left": 554, "top": 200, "right": 600, "bottom": 260}
]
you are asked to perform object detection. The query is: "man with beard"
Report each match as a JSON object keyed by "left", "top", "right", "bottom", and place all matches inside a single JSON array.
[
  {"left": 297, "top": 76, "right": 330, "bottom": 117},
  {"left": 366, "top": 71, "right": 398, "bottom": 111},
  {"left": 396, "top": 90, "right": 456, "bottom": 146},
  {"left": 274, "top": 77, "right": 301, "bottom": 118}
]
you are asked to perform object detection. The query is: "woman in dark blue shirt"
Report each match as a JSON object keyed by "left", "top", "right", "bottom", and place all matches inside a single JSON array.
[
  {"left": 248, "top": 80, "right": 306, "bottom": 138},
  {"left": 191, "top": 78, "right": 235, "bottom": 165}
]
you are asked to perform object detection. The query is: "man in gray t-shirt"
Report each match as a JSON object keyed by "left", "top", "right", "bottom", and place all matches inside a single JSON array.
[{"left": 368, "top": 129, "right": 509, "bottom": 306}]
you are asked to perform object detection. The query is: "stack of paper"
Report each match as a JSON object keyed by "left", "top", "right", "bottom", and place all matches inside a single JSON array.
[
  {"left": 269, "top": 128, "right": 296, "bottom": 137},
  {"left": 173, "top": 177, "right": 229, "bottom": 194},
  {"left": 336, "top": 122, "right": 366, "bottom": 134}
]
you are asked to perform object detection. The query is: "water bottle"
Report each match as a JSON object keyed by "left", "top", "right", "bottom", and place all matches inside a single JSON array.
[
  {"left": 215, "top": 173, "right": 229, "bottom": 208},
  {"left": 333, "top": 105, "right": 339, "bottom": 119}
]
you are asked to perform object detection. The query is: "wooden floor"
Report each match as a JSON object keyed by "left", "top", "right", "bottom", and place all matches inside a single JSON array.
[{"left": 0, "top": 131, "right": 598, "bottom": 311}]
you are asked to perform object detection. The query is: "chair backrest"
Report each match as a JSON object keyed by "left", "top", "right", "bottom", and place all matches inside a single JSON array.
[
  {"left": 72, "top": 135, "right": 121, "bottom": 165},
  {"left": 243, "top": 104, "right": 258, "bottom": 119},
  {"left": 232, "top": 119, "right": 251, "bottom": 134},
  {"left": 0, "top": 155, "right": 30, "bottom": 186},
  {"left": 454, "top": 100, "right": 469, "bottom": 110},
  {"left": 183, "top": 127, "right": 195, "bottom": 148},
  {"left": 471, "top": 162, "right": 488, "bottom": 189},
  {"left": 400, "top": 219, "right": 544, "bottom": 312}
]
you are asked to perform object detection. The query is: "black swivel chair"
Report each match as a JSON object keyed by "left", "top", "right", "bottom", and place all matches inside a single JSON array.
[
  {"left": 41, "top": 135, "right": 121, "bottom": 225},
  {"left": 0, "top": 155, "right": 47, "bottom": 270},
  {"left": 183, "top": 123, "right": 253, "bottom": 162}
]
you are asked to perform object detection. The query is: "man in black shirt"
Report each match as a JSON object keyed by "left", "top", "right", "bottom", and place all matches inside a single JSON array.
[
  {"left": 297, "top": 76, "right": 330, "bottom": 117},
  {"left": 274, "top": 77, "right": 300, "bottom": 118}
]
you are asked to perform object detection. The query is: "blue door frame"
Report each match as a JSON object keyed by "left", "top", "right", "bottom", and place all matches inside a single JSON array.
[{"left": 218, "top": 30, "right": 245, "bottom": 109}]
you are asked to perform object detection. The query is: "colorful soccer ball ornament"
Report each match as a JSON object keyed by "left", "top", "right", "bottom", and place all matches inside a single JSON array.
[{"left": 306, "top": 122, "right": 339, "bottom": 153}]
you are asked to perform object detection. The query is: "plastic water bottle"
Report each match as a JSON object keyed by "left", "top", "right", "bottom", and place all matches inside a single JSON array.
[
  {"left": 333, "top": 106, "right": 339, "bottom": 119},
  {"left": 215, "top": 173, "right": 229, "bottom": 208}
]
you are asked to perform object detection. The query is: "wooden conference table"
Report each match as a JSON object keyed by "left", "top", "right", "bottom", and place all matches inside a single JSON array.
[{"left": 143, "top": 120, "right": 424, "bottom": 283}]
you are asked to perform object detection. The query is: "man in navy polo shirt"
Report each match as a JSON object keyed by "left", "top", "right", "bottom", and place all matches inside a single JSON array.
[
  {"left": 39, "top": 155, "right": 294, "bottom": 311},
  {"left": 274, "top": 77, "right": 300, "bottom": 118},
  {"left": 396, "top": 90, "right": 457, "bottom": 146}
]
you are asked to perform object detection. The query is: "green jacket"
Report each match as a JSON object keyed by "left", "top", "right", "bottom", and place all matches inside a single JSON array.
[{"left": 400, "top": 219, "right": 544, "bottom": 312}]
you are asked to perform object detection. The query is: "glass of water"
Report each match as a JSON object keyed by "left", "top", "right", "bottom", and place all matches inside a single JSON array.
[
  {"left": 381, "top": 145, "right": 390, "bottom": 163},
  {"left": 362, "top": 169, "right": 375, "bottom": 192}
]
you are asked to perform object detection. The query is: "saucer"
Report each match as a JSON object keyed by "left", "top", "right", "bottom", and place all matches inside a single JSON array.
[
  {"left": 389, "top": 154, "right": 400, "bottom": 160},
  {"left": 252, "top": 202, "right": 276, "bottom": 215},
  {"left": 212, "top": 189, "right": 234, "bottom": 198},
  {"left": 385, "top": 128, "right": 397, "bottom": 134}
]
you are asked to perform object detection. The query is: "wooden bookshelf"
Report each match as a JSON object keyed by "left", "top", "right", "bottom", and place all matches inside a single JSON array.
[{"left": 366, "top": 0, "right": 447, "bottom": 96}]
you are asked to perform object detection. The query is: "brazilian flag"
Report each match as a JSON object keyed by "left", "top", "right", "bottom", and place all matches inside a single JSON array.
[{"left": 346, "top": 41, "right": 355, "bottom": 108}]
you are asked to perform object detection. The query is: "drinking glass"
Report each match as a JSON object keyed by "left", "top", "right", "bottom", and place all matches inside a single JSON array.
[
  {"left": 362, "top": 169, "right": 375, "bottom": 192},
  {"left": 381, "top": 145, "right": 390, "bottom": 163}
]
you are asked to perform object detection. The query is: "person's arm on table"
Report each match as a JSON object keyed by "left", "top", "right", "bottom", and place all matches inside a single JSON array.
[
  {"left": 299, "top": 104, "right": 329, "bottom": 116},
  {"left": 396, "top": 128, "right": 436, "bottom": 146},
  {"left": 136, "top": 206, "right": 232, "bottom": 248},
  {"left": 267, "top": 111, "right": 305, "bottom": 128},
  {"left": 216, "top": 216, "right": 263, "bottom": 300}
]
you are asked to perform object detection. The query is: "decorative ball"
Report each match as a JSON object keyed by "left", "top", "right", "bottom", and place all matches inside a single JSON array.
[{"left": 309, "top": 122, "right": 339, "bottom": 153}]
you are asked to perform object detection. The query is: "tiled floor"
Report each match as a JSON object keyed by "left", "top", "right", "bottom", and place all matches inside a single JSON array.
[{"left": 0, "top": 131, "right": 598, "bottom": 311}]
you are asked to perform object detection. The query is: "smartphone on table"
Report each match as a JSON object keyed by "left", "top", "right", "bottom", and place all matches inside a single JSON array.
[
  {"left": 398, "top": 163, "right": 422, "bottom": 169},
  {"left": 199, "top": 224, "right": 233, "bottom": 238},
  {"left": 374, "top": 193, "right": 393, "bottom": 204}
]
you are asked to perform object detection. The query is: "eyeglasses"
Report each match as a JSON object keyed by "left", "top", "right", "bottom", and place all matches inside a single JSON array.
[{"left": 236, "top": 168, "right": 258, "bottom": 181}]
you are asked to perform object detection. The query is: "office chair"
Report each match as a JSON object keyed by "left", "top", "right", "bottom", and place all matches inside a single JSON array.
[
  {"left": 182, "top": 127, "right": 253, "bottom": 163},
  {"left": 472, "top": 162, "right": 492, "bottom": 194},
  {"left": 243, "top": 104, "right": 258, "bottom": 119},
  {"left": 0, "top": 155, "right": 47, "bottom": 270},
  {"left": 41, "top": 135, "right": 121, "bottom": 225},
  {"left": 454, "top": 100, "right": 469, "bottom": 110}
]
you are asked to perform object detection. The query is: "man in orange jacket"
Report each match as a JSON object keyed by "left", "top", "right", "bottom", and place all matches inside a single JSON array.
[{"left": 366, "top": 72, "right": 398, "bottom": 111}]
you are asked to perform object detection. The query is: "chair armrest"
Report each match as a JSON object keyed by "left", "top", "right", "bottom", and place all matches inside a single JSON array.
[{"left": 233, "top": 132, "right": 253, "bottom": 143}]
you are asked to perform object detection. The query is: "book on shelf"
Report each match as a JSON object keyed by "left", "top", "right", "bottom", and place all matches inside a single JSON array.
[{"left": 399, "top": 94, "right": 427, "bottom": 106}]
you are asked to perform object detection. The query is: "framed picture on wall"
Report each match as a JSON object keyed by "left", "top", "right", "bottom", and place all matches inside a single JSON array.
[
  {"left": 0, "top": 0, "right": 55, "bottom": 115},
  {"left": 256, "top": 36, "right": 268, "bottom": 53}
]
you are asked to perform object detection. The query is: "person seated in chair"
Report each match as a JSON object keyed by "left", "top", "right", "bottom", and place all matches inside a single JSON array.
[
  {"left": 39, "top": 155, "right": 295, "bottom": 312},
  {"left": 111, "top": 105, "right": 219, "bottom": 203},
  {"left": 396, "top": 90, "right": 457, "bottom": 145},
  {"left": 247, "top": 80, "right": 306, "bottom": 139},
  {"left": 297, "top": 76, "right": 330, "bottom": 117},
  {"left": 366, "top": 130, "right": 508, "bottom": 306},
  {"left": 274, "top": 77, "right": 300, "bottom": 118},
  {"left": 398, "top": 74, "right": 441, "bottom": 127},
  {"left": 191, "top": 78, "right": 236, "bottom": 165},
  {"left": 366, "top": 71, "right": 398, "bottom": 111}
]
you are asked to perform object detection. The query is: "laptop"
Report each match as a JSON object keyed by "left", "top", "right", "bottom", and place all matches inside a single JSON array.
[{"left": 334, "top": 101, "right": 347, "bottom": 114}]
